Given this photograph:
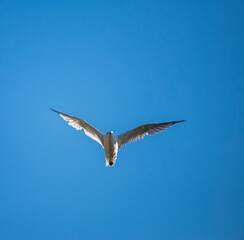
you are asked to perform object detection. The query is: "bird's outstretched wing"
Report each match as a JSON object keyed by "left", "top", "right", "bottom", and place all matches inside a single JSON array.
[
  {"left": 50, "top": 108, "right": 104, "bottom": 148},
  {"left": 117, "top": 120, "right": 185, "bottom": 150}
]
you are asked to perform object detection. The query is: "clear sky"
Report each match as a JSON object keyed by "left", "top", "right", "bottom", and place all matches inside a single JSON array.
[{"left": 0, "top": 0, "right": 243, "bottom": 239}]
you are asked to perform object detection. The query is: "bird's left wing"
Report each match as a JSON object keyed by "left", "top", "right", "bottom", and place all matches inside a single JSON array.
[
  {"left": 50, "top": 108, "right": 104, "bottom": 148},
  {"left": 117, "top": 120, "right": 185, "bottom": 150}
]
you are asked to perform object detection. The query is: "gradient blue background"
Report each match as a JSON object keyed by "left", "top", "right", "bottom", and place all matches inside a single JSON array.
[{"left": 0, "top": 0, "right": 243, "bottom": 239}]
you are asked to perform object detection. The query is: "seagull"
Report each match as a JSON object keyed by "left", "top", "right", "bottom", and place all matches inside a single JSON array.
[{"left": 50, "top": 108, "right": 185, "bottom": 167}]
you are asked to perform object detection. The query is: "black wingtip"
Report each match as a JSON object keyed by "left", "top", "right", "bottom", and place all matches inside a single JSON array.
[
  {"left": 49, "top": 108, "right": 60, "bottom": 114},
  {"left": 173, "top": 120, "right": 186, "bottom": 124}
]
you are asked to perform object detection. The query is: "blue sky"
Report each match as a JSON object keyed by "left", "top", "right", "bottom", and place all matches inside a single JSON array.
[{"left": 0, "top": 0, "right": 243, "bottom": 239}]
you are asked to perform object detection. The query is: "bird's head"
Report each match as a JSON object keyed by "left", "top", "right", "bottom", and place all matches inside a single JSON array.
[{"left": 106, "top": 131, "right": 114, "bottom": 135}]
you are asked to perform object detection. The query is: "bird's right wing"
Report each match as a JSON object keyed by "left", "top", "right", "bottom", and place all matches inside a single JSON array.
[
  {"left": 117, "top": 120, "right": 185, "bottom": 150},
  {"left": 50, "top": 108, "right": 104, "bottom": 148}
]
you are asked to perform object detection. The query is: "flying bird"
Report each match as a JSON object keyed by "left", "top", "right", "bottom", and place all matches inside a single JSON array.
[{"left": 50, "top": 108, "right": 185, "bottom": 167}]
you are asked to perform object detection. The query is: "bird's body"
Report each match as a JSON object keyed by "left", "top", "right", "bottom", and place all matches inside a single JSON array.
[
  {"left": 104, "top": 132, "right": 118, "bottom": 166},
  {"left": 50, "top": 108, "right": 185, "bottom": 167}
]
